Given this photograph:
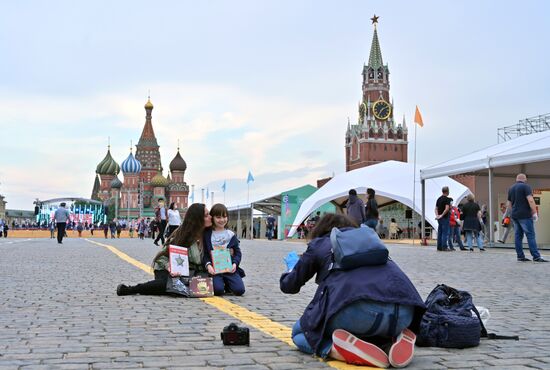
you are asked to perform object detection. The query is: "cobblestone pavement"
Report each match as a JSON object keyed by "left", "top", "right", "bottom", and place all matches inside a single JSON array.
[{"left": 1, "top": 236, "right": 549, "bottom": 370}]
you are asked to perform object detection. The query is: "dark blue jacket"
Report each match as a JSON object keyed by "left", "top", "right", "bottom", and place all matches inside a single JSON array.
[
  {"left": 280, "top": 229, "right": 425, "bottom": 356},
  {"left": 202, "top": 228, "right": 246, "bottom": 277}
]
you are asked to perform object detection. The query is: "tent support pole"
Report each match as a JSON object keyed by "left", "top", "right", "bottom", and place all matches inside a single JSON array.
[
  {"left": 249, "top": 204, "right": 254, "bottom": 240},
  {"left": 421, "top": 179, "right": 426, "bottom": 244},
  {"left": 488, "top": 167, "right": 494, "bottom": 245}
]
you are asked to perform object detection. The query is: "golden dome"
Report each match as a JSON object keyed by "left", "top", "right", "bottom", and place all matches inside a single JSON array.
[
  {"left": 144, "top": 98, "right": 154, "bottom": 109},
  {"left": 150, "top": 172, "right": 168, "bottom": 188}
]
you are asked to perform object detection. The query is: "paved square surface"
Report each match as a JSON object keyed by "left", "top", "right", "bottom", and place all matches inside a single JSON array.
[{"left": 1, "top": 236, "right": 549, "bottom": 369}]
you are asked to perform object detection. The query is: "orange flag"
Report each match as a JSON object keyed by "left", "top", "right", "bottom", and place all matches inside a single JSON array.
[{"left": 414, "top": 105, "right": 424, "bottom": 127}]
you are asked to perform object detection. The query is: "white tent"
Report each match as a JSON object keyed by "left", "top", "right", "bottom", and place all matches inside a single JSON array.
[
  {"left": 419, "top": 130, "right": 550, "bottom": 243},
  {"left": 420, "top": 130, "right": 550, "bottom": 179},
  {"left": 288, "top": 160, "right": 471, "bottom": 237}
]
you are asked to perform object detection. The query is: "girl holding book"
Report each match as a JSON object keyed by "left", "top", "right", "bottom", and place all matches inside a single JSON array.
[
  {"left": 203, "top": 203, "right": 245, "bottom": 296},
  {"left": 116, "top": 203, "right": 212, "bottom": 296}
]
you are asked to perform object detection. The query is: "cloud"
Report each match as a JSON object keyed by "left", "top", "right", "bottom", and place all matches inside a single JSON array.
[{"left": 1, "top": 83, "right": 347, "bottom": 209}]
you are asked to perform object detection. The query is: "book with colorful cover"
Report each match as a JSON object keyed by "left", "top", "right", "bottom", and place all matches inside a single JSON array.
[
  {"left": 211, "top": 245, "right": 233, "bottom": 274},
  {"left": 189, "top": 277, "right": 214, "bottom": 297},
  {"left": 168, "top": 245, "right": 189, "bottom": 277}
]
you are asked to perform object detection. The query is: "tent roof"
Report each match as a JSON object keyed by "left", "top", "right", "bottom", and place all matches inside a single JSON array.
[
  {"left": 421, "top": 130, "right": 550, "bottom": 180},
  {"left": 288, "top": 160, "right": 471, "bottom": 237}
]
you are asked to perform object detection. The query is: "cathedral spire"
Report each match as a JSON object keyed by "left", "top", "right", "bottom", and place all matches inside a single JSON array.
[
  {"left": 138, "top": 96, "right": 159, "bottom": 148},
  {"left": 368, "top": 15, "right": 384, "bottom": 70}
]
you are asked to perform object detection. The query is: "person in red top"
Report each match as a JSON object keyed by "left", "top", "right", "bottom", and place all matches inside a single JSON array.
[{"left": 448, "top": 199, "right": 466, "bottom": 251}]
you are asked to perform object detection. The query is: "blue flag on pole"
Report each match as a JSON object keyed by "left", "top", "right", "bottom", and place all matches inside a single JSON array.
[
  {"left": 206, "top": 187, "right": 209, "bottom": 199},
  {"left": 221, "top": 180, "right": 226, "bottom": 192},
  {"left": 247, "top": 171, "right": 254, "bottom": 184}
]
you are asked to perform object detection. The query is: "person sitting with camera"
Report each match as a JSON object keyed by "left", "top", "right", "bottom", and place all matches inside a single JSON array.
[{"left": 280, "top": 213, "right": 425, "bottom": 368}]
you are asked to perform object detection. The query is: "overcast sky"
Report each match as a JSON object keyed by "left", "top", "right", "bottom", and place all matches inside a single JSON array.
[{"left": 1, "top": 0, "right": 549, "bottom": 210}]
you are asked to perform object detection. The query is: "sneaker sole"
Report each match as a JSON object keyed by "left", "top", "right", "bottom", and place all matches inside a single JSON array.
[
  {"left": 388, "top": 328, "right": 416, "bottom": 368},
  {"left": 332, "top": 329, "right": 389, "bottom": 368}
]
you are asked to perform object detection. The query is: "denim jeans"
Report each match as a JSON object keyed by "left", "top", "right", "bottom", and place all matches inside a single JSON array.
[
  {"left": 513, "top": 218, "right": 541, "bottom": 260},
  {"left": 437, "top": 218, "right": 450, "bottom": 250},
  {"left": 465, "top": 230, "right": 483, "bottom": 250},
  {"left": 291, "top": 299, "right": 414, "bottom": 358},
  {"left": 448, "top": 226, "right": 464, "bottom": 248}
]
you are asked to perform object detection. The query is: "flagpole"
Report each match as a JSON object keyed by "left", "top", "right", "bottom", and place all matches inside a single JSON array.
[{"left": 412, "top": 118, "right": 418, "bottom": 246}]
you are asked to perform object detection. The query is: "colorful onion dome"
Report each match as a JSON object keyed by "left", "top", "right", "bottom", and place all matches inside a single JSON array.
[
  {"left": 121, "top": 152, "right": 142, "bottom": 174},
  {"left": 96, "top": 148, "right": 120, "bottom": 176},
  {"left": 169, "top": 150, "right": 187, "bottom": 172},
  {"left": 150, "top": 171, "right": 169, "bottom": 188},
  {"left": 144, "top": 97, "right": 154, "bottom": 109},
  {"left": 110, "top": 176, "right": 122, "bottom": 189}
]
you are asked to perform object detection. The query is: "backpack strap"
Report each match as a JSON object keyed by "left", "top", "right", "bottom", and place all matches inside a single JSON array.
[{"left": 471, "top": 305, "right": 519, "bottom": 341}]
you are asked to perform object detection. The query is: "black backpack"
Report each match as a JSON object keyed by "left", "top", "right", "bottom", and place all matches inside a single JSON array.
[{"left": 417, "top": 284, "right": 518, "bottom": 348}]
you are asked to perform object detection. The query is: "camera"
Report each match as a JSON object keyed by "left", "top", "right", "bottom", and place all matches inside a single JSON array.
[{"left": 221, "top": 323, "right": 249, "bottom": 346}]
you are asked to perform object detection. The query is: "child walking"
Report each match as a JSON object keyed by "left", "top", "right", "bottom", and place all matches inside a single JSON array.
[{"left": 203, "top": 203, "right": 246, "bottom": 296}]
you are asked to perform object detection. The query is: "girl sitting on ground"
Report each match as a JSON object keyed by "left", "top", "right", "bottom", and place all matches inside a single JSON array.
[
  {"left": 116, "top": 203, "right": 212, "bottom": 296},
  {"left": 203, "top": 203, "right": 245, "bottom": 296},
  {"left": 280, "top": 213, "right": 425, "bottom": 368}
]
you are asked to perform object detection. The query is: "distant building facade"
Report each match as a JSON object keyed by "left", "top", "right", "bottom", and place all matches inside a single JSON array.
[
  {"left": 0, "top": 194, "right": 6, "bottom": 220},
  {"left": 5, "top": 209, "right": 35, "bottom": 227}
]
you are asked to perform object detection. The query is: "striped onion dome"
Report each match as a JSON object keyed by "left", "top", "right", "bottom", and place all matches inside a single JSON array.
[
  {"left": 121, "top": 152, "right": 142, "bottom": 174},
  {"left": 150, "top": 171, "right": 169, "bottom": 188},
  {"left": 110, "top": 176, "right": 122, "bottom": 189},
  {"left": 96, "top": 148, "right": 120, "bottom": 176}
]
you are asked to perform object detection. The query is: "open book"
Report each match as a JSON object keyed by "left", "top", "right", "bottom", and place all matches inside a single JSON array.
[{"left": 168, "top": 245, "right": 189, "bottom": 277}]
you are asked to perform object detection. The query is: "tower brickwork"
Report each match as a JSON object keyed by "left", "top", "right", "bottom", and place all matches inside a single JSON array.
[{"left": 135, "top": 98, "right": 162, "bottom": 208}]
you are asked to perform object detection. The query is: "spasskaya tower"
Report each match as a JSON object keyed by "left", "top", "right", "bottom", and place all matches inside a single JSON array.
[{"left": 345, "top": 15, "right": 408, "bottom": 171}]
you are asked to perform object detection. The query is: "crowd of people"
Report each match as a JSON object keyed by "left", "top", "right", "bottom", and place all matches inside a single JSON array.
[
  {"left": 433, "top": 174, "right": 546, "bottom": 262},
  {"left": 115, "top": 201, "right": 421, "bottom": 367},
  {"left": 0, "top": 219, "right": 9, "bottom": 237},
  {"left": 40, "top": 172, "right": 547, "bottom": 368}
]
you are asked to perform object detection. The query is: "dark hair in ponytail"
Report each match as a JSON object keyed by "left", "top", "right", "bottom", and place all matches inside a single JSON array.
[{"left": 309, "top": 213, "right": 357, "bottom": 240}]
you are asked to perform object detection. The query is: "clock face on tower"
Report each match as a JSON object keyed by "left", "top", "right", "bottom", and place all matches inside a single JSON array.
[{"left": 372, "top": 99, "right": 392, "bottom": 120}]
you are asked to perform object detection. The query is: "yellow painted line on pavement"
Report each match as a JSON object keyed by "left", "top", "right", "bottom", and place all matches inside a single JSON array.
[
  {"left": 85, "top": 239, "right": 374, "bottom": 370},
  {"left": 86, "top": 239, "right": 154, "bottom": 274}
]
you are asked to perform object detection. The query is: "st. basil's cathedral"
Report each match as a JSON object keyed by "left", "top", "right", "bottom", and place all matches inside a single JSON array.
[{"left": 91, "top": 98, "right": 189, "bottom": 218}]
